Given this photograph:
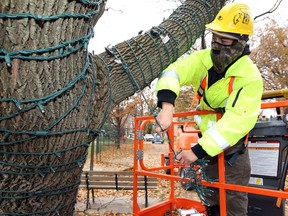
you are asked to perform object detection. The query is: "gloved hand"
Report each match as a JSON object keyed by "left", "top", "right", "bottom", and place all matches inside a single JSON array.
[
  {"left": 176, "top": 150, "right": 198, "bottom": 166},
  {"left": 155, "top": 102, "right": 173, "bottom": 133}
]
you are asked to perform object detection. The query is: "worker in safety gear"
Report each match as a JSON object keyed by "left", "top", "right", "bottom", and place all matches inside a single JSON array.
[{"left": 155, "top": 2, "right": 263, "bottom": 216}]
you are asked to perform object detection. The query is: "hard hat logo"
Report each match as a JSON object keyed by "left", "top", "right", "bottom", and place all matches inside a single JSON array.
[
  {"left": 233, "top": 10, "right": 250, "bottom": 26},
  {"left": 217, "top": 15, "right": 223, "bottom": 21}
]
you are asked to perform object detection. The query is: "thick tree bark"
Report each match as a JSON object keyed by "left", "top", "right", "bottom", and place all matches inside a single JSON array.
[
  {"left": 92, "top": 0, "right": 225, "bottom": 122},
  {"left": 0, "top": 1, "right": 105, "bottom": 215},
  {"left": 0, "top": 0, "right": 225, "bottom": 215}
]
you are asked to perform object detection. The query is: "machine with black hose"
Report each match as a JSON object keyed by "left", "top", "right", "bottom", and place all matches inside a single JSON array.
[
  {"left": 132, "top": 89, "right": 288, "bottom": 216},
  {"left": 162, "top": 89, "right": 288, "bottom": 215},
  {"left": 247, "top": 89, "right": 288, "bottom": 216}
]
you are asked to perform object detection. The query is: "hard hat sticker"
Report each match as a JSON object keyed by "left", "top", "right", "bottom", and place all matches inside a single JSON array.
[{"left": 233, "top": 9, "right": 250, "bottom": 26}]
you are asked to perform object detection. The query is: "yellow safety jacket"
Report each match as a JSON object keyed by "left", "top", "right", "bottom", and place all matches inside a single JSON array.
[{"left": 156, "top": 49, "right": 263, "bottom": 157}]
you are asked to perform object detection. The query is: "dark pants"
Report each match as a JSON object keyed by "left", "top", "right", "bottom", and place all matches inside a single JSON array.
[{"left": 203, "top": 148, "right": 251, "bottom": 216}]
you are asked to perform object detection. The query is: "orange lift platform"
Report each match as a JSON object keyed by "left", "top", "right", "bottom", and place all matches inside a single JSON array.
[{"left": 132, "top": 98, "right": 288, "bottom": 216}]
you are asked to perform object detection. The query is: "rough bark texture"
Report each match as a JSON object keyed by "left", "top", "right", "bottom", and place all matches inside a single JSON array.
[
  {"left": 0, "top": 0, "right": 225, "bottom": 215},
  {"left": 92, "top": 0, "right": 226, "bottom": 124}
]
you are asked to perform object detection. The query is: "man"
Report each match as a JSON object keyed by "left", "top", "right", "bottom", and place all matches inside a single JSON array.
[{"left": 155, "top": 2, "right": 263, "bottom": 216}]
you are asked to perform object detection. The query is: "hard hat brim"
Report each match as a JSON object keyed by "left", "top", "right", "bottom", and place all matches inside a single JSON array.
[{"left": 206, "top": 29, "right": 240, "bottom": 41}]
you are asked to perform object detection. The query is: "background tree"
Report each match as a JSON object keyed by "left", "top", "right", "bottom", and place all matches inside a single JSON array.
[
  {"left": 141, "top": 94, "right": 157, "bottom": 135},
  {"left": 0, "top": 0, "right": 226, "bottom": 214},
  {"left": 174, "top": 86, "right": 195, "bottom": 113},
  {"left": 108, "top": 95, "right": 141, "bottom": 148},
  {"left": 250, "top": 20, "right": 288, "bottom": 90}
]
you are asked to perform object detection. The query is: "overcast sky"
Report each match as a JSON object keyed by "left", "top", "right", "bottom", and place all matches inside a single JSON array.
[{"left": 89, "top": 0, "right": 288, "bottom": 53}]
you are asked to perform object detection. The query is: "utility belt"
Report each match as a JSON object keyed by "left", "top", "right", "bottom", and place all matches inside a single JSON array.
[
  {"left": 224, "top": 145, "right": 247, "bottom": 166},
  {"left": 224, "top": 135, "right": 248, "bottom": 166}
]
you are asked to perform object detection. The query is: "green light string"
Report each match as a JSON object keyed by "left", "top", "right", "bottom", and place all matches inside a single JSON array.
[
  {"left": 185, "top": 0, "right": 216, "bottom": 28},
  {"left": 0, "top": 139, "right": 91, "bottom": 156},
  {"left": 99, "top": 0, "right": 225, "bottom": 207},
  {"left": 112, "top": 47, "right": 138, "bottom": 92},
  {"left": 145, "top": 31, "right": 165, "bottom": 73},
  {"left": 155, "top": 25, "right": 179, "bottom": 63},
  {"left": 167, "top": 1, "right": 226, "bottom": 203},
  {"left": 0, "top": 2, "right": 101, "bottom": 21},
  {"left": 0, "top": 199, "right": 77, "bottom": 216},
  {"left": 179, "top": 159, "right": 214, "bottom": 205},
  {"left": 0, "top": 128, "right": 87, "bottom": 142},
  {"left": 112, "top": 46, "right": 158, "bottom": 115},
  {"left": 163, "top": 15, "right": 193, "bottom": 51},
  {"left": 0, "top": 73, "right": 92, "bottom": 145},
  {"left": 0, "top": 1, "right": 104, "bottom": 214},
  {"left": 150, "top": 26, "right": 173, "bottom": 64},
  {"left": 179, "top": 4, "right": 204, "bottom": 32},
  {"left": 125, "top": 39, "right": 148, "bottom": 86},
  {"left": 80, "top": 0, "right": 102, "bottom": 5},
  {"left": 0, "top": 47, "right": 91, "bottom": 121},
  {"left": 0, "top": 153, "right": 87, "bottom": 176},
  {"left": 0, "top": 0, "right": 225, "bottom": 214},
  {"left": 86, "top": 54, "right": 100, "bottom": 133},
  {"left": 0, "top": 181, "right": 80, "bottom": 199},
  {"left": 94, "top": 55, "right": 115, "bottom": 129},
  {"left": 0, "top": 33, "right": 92, "bottom": 67},
  {"left": 131, "top": 37, "right": 154, "bottom": 81},
  {"left": 0, "top": 41, "right": 101, "bottom": 146}
]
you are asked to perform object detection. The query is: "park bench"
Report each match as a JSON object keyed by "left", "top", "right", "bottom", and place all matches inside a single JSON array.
[{"left": 80, "top": 171, "right": 158, "bottom": 209}]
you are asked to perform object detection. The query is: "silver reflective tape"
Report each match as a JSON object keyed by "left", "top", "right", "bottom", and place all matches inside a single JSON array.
[
  {"left": 195, "top": 115, "right": 202, "bottom": 125},
  {"left": 206, "top": 126, "right": 230, "bottom": 150},
  {"left": 160, "top": 70, "right": 180, "bottom": 81},
  {"left": 198, "top": 88, "right": 204, "bottom": 95}
]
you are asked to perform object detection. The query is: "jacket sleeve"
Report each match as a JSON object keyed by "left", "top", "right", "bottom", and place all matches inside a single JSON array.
[
  {"left": 155, "top": 49, "right": 212, "bottom": 97},
  {"left": 198, "top": 70, "right": 263, "bottom": 157}
]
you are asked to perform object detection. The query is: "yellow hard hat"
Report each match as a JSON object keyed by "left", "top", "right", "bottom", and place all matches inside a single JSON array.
[{"left": 205, "top": 2, "right": 254, "bottom": 36}]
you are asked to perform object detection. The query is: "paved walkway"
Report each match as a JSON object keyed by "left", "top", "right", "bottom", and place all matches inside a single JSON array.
[{"left": 75, "top": 196, "right": 160, "bottom": 215}]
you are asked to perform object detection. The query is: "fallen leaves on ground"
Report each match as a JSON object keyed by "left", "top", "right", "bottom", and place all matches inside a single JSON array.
[
  {"left": 78, "top": 142, "right": 288, "bottom": 215},
  {"left": 77, "top": 143, "right": 200, "bottom": 215}
]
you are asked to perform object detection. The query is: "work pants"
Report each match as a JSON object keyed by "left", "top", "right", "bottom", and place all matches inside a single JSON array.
[{"left": 203, "top": 148, "right": 251, "bottom": 216}]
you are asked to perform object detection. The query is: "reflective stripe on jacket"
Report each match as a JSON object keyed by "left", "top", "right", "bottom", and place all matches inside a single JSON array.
[{"left": 156, "top": 49, "right": 263, "bottom": 156}]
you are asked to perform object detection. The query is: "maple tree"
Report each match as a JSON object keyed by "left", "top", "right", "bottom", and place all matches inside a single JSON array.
[
  {"left": 108, "top": 95, "right": 142, "bottom": 149},
  {"left": 250, "top": 20, "right": 288, "bottom": 90}
]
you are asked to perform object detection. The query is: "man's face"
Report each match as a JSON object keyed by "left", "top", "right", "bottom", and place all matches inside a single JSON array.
[
  {"left": 212, "top": 34, "right": 235, "bottom": 46},
  {"left": 210, "top": 32, "right": 246, "bottom": 74}
]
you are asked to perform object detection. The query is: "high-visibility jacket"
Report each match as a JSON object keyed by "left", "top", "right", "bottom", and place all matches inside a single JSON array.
[{"left": 156, "top": 49, "right": 263, "bottom": 157}]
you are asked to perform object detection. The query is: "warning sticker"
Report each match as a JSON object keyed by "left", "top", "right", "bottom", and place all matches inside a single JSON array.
[
  {"left": 249, "top": 177, "right": 264, "bottom": 185},
  {"left": 248, "top": 141, "right": 279, "bottom": 177}
]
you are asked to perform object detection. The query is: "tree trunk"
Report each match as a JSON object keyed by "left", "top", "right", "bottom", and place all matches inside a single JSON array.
[
  {"left": 0, "top": 0, "right": 225, "bottom": 215},
  {"left": 115, "top": 125, "right": 121, "bottom": 149},
  {"left": 93, "top": 0, "right": 226, "bottom": 107}
]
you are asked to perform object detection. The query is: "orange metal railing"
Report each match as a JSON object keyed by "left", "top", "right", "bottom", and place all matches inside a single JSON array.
[{"left": 133, "top": 100, "right": 288, "bottom": 216}]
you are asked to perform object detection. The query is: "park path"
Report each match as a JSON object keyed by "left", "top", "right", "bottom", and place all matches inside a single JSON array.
[
  {"left": 78, "top": 142, "right": 288, "bottom": 215},
  {"left": 83, "top": 142, "right": 171, "bottom": 171},
  {"left": 76, "top": 142, "right": 199, "bottom": 215}
]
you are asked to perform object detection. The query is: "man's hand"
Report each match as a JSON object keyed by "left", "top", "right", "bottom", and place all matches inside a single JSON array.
[
  {"left": 176, "top": 150, "right": 198, "bottom": 166},
  {"left": 155, "top": 102, "right": 173, "bottom": 133}
]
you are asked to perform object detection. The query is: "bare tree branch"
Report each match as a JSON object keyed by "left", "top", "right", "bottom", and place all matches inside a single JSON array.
[{"left": 254, "top": 0, "right": 284, "bottom": 20}]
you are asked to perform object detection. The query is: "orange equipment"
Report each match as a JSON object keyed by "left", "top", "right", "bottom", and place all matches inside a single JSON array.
[
  {"left": 175, "top": 123, "right": 199, "bottom": 153},
  {"left": 171, "top": 122, "right": 200, "bottom": 190},
  {"left": 132, "top": 97, "right": 288, "bottom": 216},
  {"left": 133, "top": 116, "right": 209, "bottom": 215}
]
